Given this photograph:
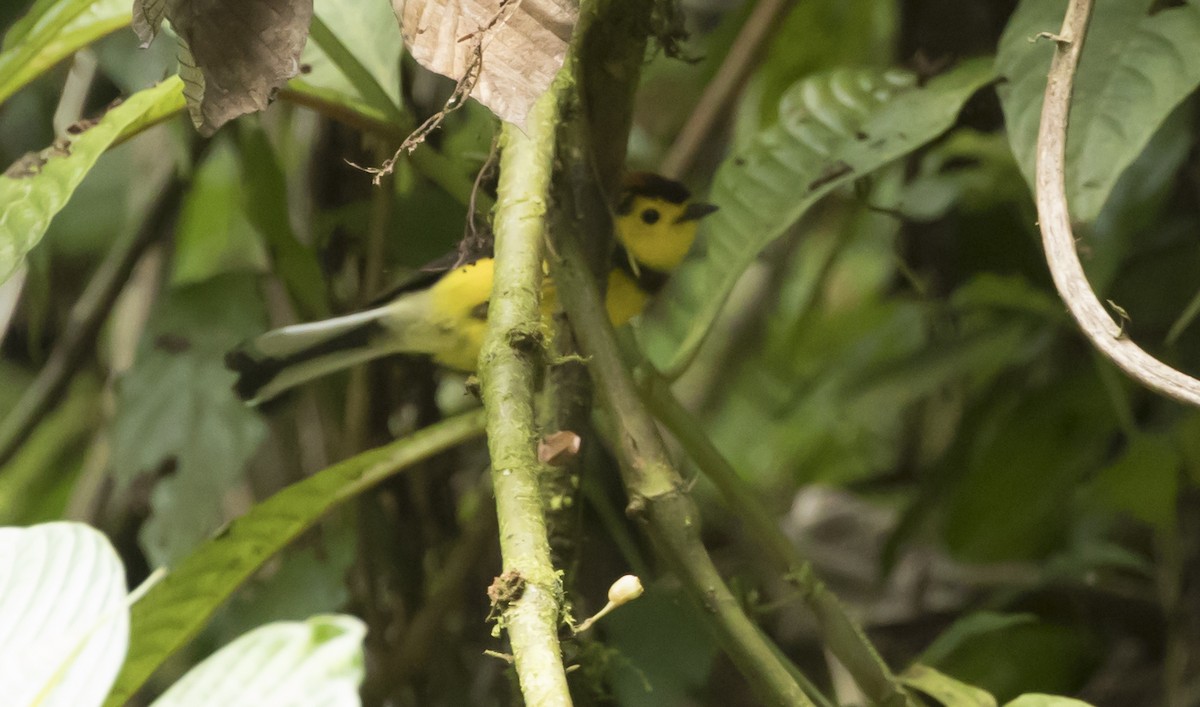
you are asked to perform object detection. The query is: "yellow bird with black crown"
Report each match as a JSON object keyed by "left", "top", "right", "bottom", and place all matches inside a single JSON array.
[{"left": 225, "top": 173, "right": 717, "bottom": 404}]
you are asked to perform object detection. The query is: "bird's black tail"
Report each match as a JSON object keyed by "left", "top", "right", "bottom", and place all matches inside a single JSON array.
[{"left": 225, "top": 312, "right": 388, "bottom": 404}]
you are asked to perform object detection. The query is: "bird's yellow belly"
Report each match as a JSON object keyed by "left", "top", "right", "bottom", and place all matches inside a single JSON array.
[
  {"left": 426, "top": 260, "right": 654, "bottom": 372},
  {"left": 605, "top": 270, "right": 650, "bottom": 327}
]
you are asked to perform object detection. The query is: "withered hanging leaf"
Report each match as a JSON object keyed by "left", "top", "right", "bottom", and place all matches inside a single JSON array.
[
  {"left": 132, "top": 0, "right": 313, "bottom": 135},
  {"left": 393, "top": 0, "right": 576, "bottom": 126},
  {"left": 132, "top": 0, "right": 169, "bottom": 46}
]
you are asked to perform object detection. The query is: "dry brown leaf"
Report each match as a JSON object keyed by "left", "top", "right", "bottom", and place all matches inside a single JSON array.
[
  {"left": 133, "top": 0, "right": 313, "bottom": 135},
  {"left": 394, "top": 0, "right": 577, "bottom": 126},
  {"left": 538, "top": 430, "right": 581, "bottom": 465}
]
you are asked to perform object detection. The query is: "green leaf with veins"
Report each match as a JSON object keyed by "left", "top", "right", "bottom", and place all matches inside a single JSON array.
[
  {"left": 636, "top": 58, "right": 996, "bottom": 376},
  {"left": 149, "top": 615, "right": 365, "bottom": 706},
  {"left": 103, "top": 409, "right": 485, "bottom": 707},
  {"left": 755, "top": 0, "right": 897, "bottom": 126},
  {"left": 996, "top": 0, "right": 1200, "bottom": 222}
]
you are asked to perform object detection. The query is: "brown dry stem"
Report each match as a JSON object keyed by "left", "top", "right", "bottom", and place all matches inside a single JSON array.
[{"left": 659, "top": 0, "right": 792, "bottom": 179}]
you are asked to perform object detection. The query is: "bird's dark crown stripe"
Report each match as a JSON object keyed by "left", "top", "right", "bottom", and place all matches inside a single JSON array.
[{"left": 617, "top": 172, "right": 692, "bottom": 214}]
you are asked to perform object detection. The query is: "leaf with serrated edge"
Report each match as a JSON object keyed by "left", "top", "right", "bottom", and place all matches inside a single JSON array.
[
  {"left": 996, "top": 0, "right": 1200, "bottom": 222},
  {"left": 102, "top": 409, "right": 485, "bottom": 707},
  {"left": 0, "top": 522, "right": 129, "bottom": 707},
  {"left": 0, "top": 77, "right": 185, "bottom": 286},
  {"left": 394, "top": 0, "right": 576, "bottom": 126},
  {"left": 109, "top": 275, "right": 267, "bottom": 566},
  {"left": 149, "top": 615, "right": 365, "bottom": 706},
  {"left": 636, "top": 59, "right": 996, "bottom": 376}
]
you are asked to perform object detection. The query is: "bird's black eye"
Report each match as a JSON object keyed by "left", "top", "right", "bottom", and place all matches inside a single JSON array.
[{"left": 640, "top": 208, "right": 661, "bottom": 225}]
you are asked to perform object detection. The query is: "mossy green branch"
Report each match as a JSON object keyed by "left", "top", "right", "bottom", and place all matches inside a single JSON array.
[
  {"left": 477, "top": 80, "right": 572, "bottom": 706},
  {"left": 548, "top": 226, "right": 813, "bottom": 707}
]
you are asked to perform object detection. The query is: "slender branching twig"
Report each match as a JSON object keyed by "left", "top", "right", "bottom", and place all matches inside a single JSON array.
[{"left": 639, "top": 376, "right": 910, "bottom": 705}]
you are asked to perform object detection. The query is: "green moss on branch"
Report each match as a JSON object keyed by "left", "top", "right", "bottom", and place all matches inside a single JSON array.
[{"left": 478, "top": 81, "right": 573, "bottom": 706}]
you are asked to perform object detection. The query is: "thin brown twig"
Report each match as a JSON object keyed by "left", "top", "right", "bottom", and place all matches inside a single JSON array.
[
  {"left": 355, "top": 39, "right": 488, "bottom": 184},
  {"left": 343, "top": 166, "right": 394, "bottom": 453},
  {"left": 658, "top": 0, "right": 794, "bottom": 179},
  {"left": 457, "top": 132, "right": 501, "bottom": 267},
  {"left": 1035, "top": 0, "right": 1200, "bottom": 407}
]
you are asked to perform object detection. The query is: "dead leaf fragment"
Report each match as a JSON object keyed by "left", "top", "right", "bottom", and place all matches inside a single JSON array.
[
  {"left": 132, "top": 0, "right": 314, "bottom": 135},
  {"left": 486, "top": 570, "right": 526, "bottom": 621},
  {"left": 394, "top": 0, "right": 577, "bottom": 126},
  {"left": 538, "top": 430, "right": 581, "bottom": 465}
]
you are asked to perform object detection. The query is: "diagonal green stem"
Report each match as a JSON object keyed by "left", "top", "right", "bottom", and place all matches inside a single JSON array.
[
  {"left": 549, "top": 220, "right": 814, "bottom": 707},
  {"left": 640, "top": 373, "right": 910, "bottom": 707},
  {"left": 306, "top": 15, "right": 408, "bottom": 125}
]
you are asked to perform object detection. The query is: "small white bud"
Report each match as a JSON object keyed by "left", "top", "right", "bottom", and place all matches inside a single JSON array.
[
  {"left": 607, "top": 574, "right": 644, "bottom": 606},
  {"left": 575, "top": 574, "right": 645, "bottom": 633}
]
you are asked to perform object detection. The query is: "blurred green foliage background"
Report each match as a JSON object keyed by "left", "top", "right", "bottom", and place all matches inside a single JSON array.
[{"left": 3, "top": 0, "right": 1200, "bottom": 704}]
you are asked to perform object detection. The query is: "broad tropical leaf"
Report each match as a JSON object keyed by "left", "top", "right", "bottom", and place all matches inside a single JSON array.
[
  {"left": 0, "top": 522, "right": 128, "bottom": 707},
  {"left": 996, "top": 0, "right": 1200, "bottom": 221},
  {"left": 637, "top": 58, "right": 996, "bottom": 375},
  {"left": 150, "top": 615, "right": 365, "bottom": 706}
]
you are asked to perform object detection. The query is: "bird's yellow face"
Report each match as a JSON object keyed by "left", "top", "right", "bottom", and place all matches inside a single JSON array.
[
  {"left": 615, "top": 196, "right": 702, "bottom": 272},
  {"left": 613, "top": 173, "right": 718, "bottom": 272}
]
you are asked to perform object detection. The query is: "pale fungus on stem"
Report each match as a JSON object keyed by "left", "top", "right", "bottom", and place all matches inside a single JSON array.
[{"left": 575, "top": 575, "right": 644, "bottom": 633}]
